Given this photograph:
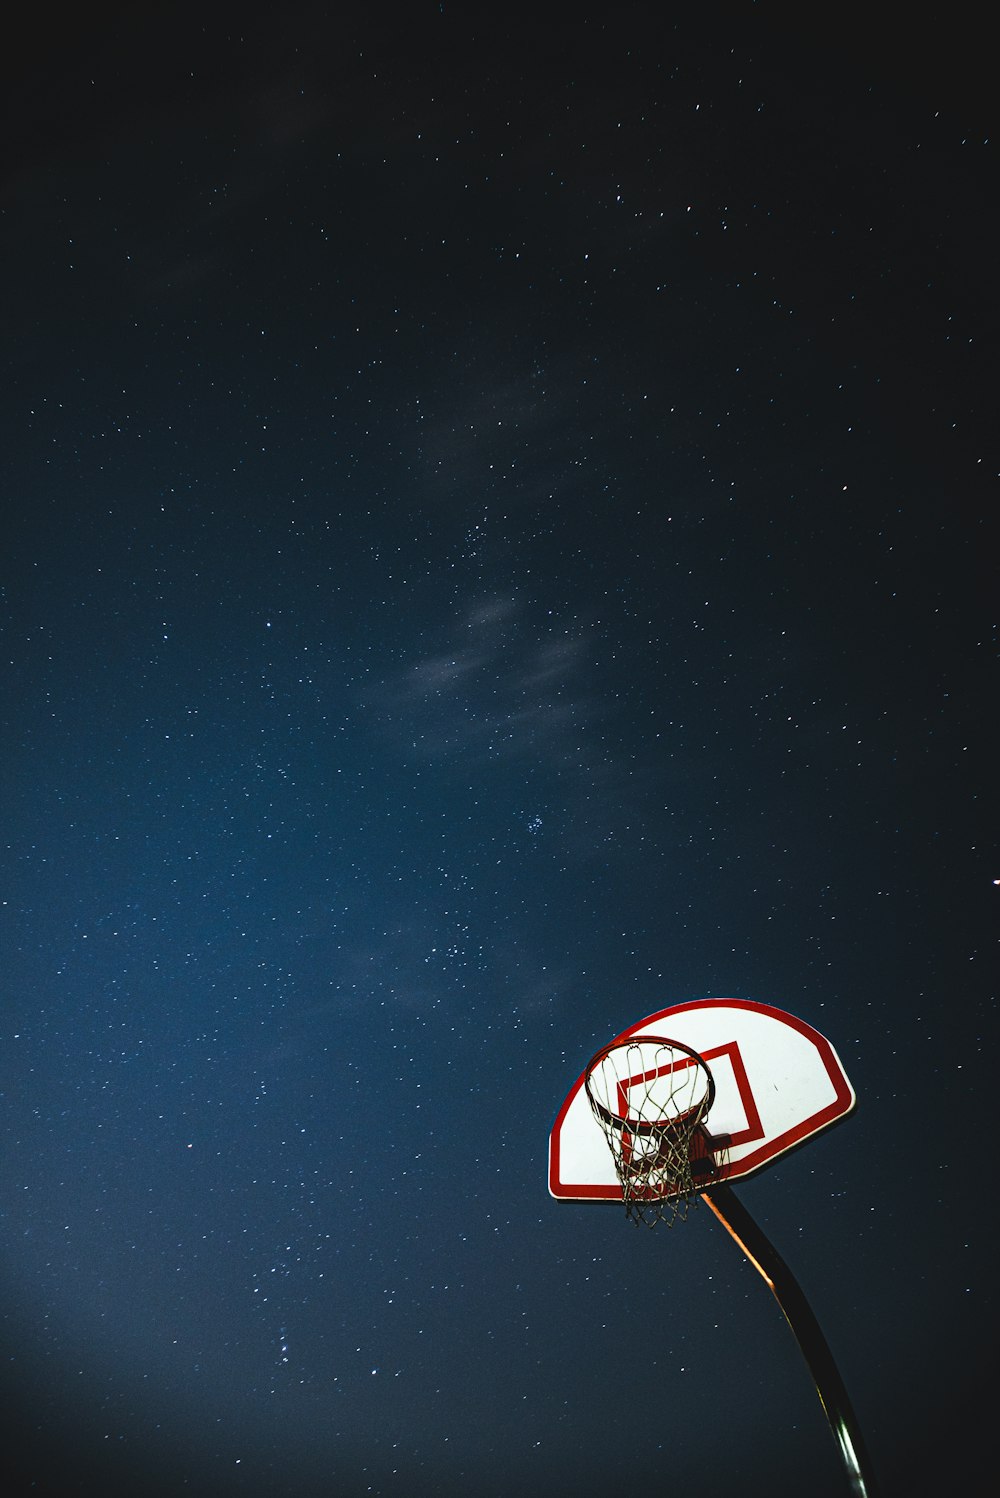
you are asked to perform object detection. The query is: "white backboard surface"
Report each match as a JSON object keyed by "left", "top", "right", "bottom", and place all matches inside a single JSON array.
[{"left": 549, "top": 998, "right": 856, "bottom": 1201}]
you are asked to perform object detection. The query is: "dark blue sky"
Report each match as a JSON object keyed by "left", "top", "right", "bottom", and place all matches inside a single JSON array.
[{"left": 2, "top": 6, "right": 995, "bottom": 1496}]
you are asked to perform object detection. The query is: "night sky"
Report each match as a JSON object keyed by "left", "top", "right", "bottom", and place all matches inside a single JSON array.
[{"left": 2, "top": 7, "right": 996, "bottom": 1496}]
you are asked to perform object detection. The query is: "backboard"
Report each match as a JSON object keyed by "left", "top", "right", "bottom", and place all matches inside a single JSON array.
[{"left": 548, "top": 998, "right": 855, "bottom": 1202}]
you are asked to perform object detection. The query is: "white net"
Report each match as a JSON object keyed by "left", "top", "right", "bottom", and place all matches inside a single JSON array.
[{"left": 584, "top": 1036, "right": 719, "bottom": 1227}]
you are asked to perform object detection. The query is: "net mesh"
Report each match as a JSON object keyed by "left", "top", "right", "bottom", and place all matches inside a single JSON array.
[{"left": 584, "top": 1036, "right": 720, "bottom": 1227}]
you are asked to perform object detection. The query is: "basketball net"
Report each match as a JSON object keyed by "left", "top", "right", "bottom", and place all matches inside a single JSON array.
[{"left": 584, "top": 1036, "right": 718, "bottom": 1227}]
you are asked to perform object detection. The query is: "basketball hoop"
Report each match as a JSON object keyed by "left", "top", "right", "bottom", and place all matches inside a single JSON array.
[{"left": 584, "top": 1035, "right": 718, "bottom": 1226}]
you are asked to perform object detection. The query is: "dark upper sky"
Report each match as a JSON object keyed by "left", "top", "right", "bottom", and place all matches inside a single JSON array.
[{"left": 2, "top": 6, "right": 996, "bottom": 1496}]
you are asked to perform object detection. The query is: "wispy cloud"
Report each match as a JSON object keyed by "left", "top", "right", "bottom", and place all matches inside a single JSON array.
[{"left": 359, "top": 594, "right": 598, "bottom": 767}]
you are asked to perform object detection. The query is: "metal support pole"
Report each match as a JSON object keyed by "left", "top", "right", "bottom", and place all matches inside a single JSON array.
[{"left": 702, "top": 1184, "right": 879, "bottom": 1498}]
